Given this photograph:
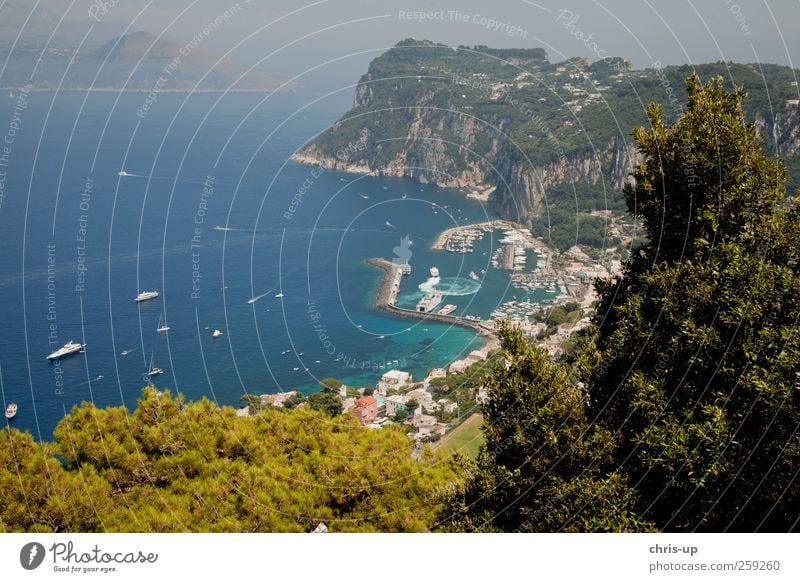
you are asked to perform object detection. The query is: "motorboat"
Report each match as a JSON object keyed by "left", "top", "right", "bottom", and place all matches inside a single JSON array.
[
  {"left": 429, "top": 266, "right": 440, "bottom": 278},
  {"left": 5, "top": 403, "right": 17, "bottom": 419},
  {"left": 212, "top": 329, "right": 223, "bottom": 338}
]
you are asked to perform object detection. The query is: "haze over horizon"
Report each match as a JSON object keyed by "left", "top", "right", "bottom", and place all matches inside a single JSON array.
[{"left": 2, "top": 0, "right": 799, "bottom": 93}]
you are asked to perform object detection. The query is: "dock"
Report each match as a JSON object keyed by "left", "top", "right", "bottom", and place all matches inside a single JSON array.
[{"left": 366, "top": 258, "right": 496, "bottom": 338}]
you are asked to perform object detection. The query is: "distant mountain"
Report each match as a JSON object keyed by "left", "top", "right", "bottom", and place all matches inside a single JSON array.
[
  {"left": 0, "top": 5, "right": 284, "bottom": 92},
  {"left": 62, "top": 31, "right": 284, "bottom": 91},
  {"left": 0, "top": 1, "right": 128, "bottom": 50}
]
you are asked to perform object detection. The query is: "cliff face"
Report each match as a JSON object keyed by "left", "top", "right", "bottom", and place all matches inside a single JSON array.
[
  {"left": 291, "top": 40, "right": 800, "bottom": 224},
  {"left": 292, "top": 98, "right": 642, "bottom": 224}
]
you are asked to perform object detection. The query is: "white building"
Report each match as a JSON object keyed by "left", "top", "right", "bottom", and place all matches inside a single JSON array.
[
  {"left": 405, "top": 388, "right": 435, "bottom": 413},
  {"left": 437, "top": 399, "right": 458, "bottom": 415},
  {"left": 376, "top": 370, "right": 412, "bottom": 395},
  {"left": 385, "top": 394, "right": 408, "bottom": 417}
]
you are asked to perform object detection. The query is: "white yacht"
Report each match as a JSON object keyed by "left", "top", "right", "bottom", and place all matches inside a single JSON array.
[
  {"left": 118, "top": 170, "right": 133, "bottom": 177},
  {"left": 147, "top": 353, "right": 163, "bottom": 377},
  {"left": 47, "top": 341, "right": 84, "bottom": 361},
  {"left": 156, "top": 312, "right": 170, "bottom": 333},
  {"left": 416, "top": 292, "right": 443, "bottom": 313},
  {"left": 212, "top": 329, "right": 223, "bottom": 338},
  {"left": 469, "top": 271, "right": 480, "bottom": 281},
  {"left": 5, "top": 403, "right": 18, "bottom": 419},
  {"left": 438, "top": 304, "right": 457, "bottom": 316},
  {"left": 429, "top": 267, "right": 440, "bottom": 278},
  {"left": 135, "top": 290, "right": 159, "bottom": 302},
  {"left": 275, "top": 292, "right": 284, "bottom": 299}
]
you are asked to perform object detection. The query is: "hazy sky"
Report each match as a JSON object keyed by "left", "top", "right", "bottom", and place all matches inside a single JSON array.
[{"left": 33, "top": 0, "right": 800, "bottom": 88}]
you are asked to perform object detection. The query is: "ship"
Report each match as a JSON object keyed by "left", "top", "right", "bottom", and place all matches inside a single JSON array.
[
  {"left": 438, "top": 304, "right": 457, "bottom": 316},
  {"left": 275, "top": 292, "right": 284, "bottom": 299},
  {"left": 118, "top": 170, "right": 133, "bottom": 177},
  {"left": 212, "top": 329, "right": 223, "bottom": 338},
  {"left": 469, "top": 271, "right": 480, "bottom": 281},
  {"left": 134, "top": 290, "right": 159, "bottom": 302},
  {"left": 5, "top": 403, "right": 17, "bottom": 419},
  {"left": 416, "top": 292, "right": 443, "bottom": 313},
  {"left": 47, "top": 340, "right": 84, "bottom": 361},
  {"left": 212, "top": 225, "right": 234, "bottom": 231}
]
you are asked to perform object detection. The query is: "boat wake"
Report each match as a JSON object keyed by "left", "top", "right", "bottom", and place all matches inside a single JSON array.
[
  {"left": 420, "top": 277, "right": 481, "bottom": 297},
  {"left": 246, "top": 290, "right": 271, "bottom": 304}
]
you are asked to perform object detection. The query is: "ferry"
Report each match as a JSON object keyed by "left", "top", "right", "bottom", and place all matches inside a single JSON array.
[
  {"left": 438, "top": 304, "right": 457, "bottom": 316},
  {"left": 5, "top": 403, "right": 17, "bottom": 419},
  {"left": 47, "top": 341, "right": 84, "bottom": 361},
  {"left": 135, "top": 290, "right": 159, "bottom": 302},
  {"left": 429, "top": 266, "right": 440, "bottom": 278},
  {"left": 416, "top": 292, "right": 443, "bottom": 313},
  {"left": 212, "top": 329, "right": 223, "bottom": 338}
]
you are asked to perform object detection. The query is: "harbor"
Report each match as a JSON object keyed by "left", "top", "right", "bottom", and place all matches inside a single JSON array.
[{"left": 366, "top": 258, "right": 495, "bottom": 338}]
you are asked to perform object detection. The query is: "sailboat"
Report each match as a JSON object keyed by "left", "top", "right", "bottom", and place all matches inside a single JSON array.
[
  {"left": 156, "top": 312, "right": 170, "bottom": 333},
  {"left": 147, "top": 353, "right": 163, "bottom": 377}
]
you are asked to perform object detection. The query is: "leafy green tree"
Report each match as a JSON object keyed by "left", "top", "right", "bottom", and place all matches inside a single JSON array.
[
  {"left": 363, "top": 386, "right": 375, "bottom": 396},
  {"left": 440, "top": 323, "right": 650, "bottom": 532},
  {"left": 282, "top": 393, "right": 305, "bottom": 409},
  {"left": 583, "top": 75, "right": 800, "bottom": 531},
  {"left": 306, "top": 391, "right": 344, "bottom": 418},
  {"left": 240, "top": 394, "right": 266, "bottom": 415},
  {"left": 319, "top": 378, "right": 343, "bottom": 393}
]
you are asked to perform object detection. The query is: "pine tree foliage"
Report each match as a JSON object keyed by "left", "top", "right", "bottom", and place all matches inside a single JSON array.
[{"left": 1, "top": 389, "right": 459, "bottom": 532}]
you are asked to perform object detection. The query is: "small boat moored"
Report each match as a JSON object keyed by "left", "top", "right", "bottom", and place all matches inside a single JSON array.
[
  {"left": 156, "top": 312, "right": 170, "bottom": 333},
  {"left": 147, "top": 353, "right": 163, "bottom": 377},
  {"left": 5, "top": 403, "right": 17, "bottom": 419}
]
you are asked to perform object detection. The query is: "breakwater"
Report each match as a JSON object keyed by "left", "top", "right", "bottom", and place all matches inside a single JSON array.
[{"left": 366, "top": 258, "right": 496, "bottom": 338}]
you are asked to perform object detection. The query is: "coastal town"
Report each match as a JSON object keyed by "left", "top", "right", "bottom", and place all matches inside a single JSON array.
[{"left": 240, "top": 217, "right": 627, "bottom": 446}]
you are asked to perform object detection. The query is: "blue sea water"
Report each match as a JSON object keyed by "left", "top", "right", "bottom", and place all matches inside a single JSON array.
[{"left": 0, "top": 91, "right": 539, "bottom": 439}]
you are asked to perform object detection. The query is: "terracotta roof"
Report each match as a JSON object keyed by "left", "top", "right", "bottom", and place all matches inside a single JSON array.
[{"left": 355, "top": 396, "right": 376, "bottom": 407}]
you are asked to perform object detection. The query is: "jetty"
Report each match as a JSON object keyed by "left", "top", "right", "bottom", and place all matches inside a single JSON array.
[{"left": 366, "top": 258, "right": 496, "bottom": 338}]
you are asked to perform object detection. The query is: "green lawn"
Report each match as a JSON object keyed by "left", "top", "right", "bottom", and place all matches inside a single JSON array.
[{"left": 436, "top": 414, "right": 485, "bottom": 459}]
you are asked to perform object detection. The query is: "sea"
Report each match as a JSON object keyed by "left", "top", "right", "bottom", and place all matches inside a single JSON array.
[{"left": 0, "top": 90, "right": 550, "bottom": 439}]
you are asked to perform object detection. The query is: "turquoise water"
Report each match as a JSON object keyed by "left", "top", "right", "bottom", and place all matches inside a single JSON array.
[{"left": 0, "top": 91, "right": 538, "bottom": 439}]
